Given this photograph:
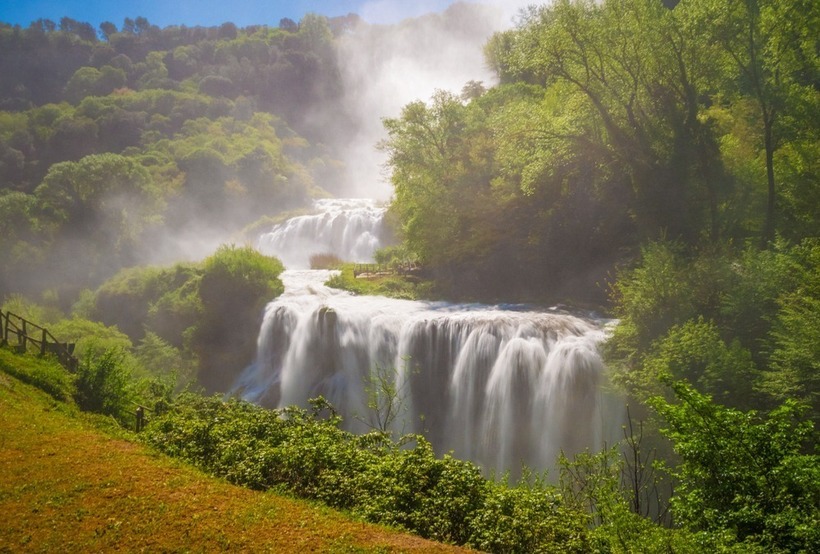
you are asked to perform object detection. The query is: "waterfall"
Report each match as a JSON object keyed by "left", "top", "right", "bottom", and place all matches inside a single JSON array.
[
  {"left": 233, "top": 269, "right": 623, "bottom": 476},
  {"left": 256, "top": 198, "right": 387, "bottom": 268}
]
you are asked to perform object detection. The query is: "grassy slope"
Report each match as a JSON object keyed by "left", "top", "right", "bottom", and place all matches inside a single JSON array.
[{"left": 0, "top": 354, "right": 468, "bottom": 553}]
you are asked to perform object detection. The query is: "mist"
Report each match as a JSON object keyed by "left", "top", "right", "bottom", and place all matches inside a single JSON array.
[
  {"left": 0, "top": 1, "right": 536, "bottom": 299},
  {"left": 321, "top": 2, "right": 523, "bottom": 199},
  {"left": 130, "top": 3, "right": 524, "bottom": 268},
  {"left": 144, "top": 2, "right": 525, "bottom": 266}
]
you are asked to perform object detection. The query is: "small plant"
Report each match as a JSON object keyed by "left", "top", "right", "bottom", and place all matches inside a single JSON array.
[{"left": 357, "top": 359, "right": 412, "bottom": 435}]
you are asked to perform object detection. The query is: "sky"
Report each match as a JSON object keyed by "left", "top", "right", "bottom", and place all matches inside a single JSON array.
[{"left": 0, "top": 0, "right": 479, "bottom": 29}]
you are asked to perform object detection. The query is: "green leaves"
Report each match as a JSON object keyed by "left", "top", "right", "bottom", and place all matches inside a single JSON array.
[
  {"left": 143, "top": 394, "right": 591, "bottom": 552},
  {"left": 642, "top": 318, "right": 758, "bottom": 408},
  {"left": 650, "top": 380, "right": 819, "bottom": 551},
  {"left": 73, "top": 344, "right": 136, "bottom": 422},
  {"left": 193, "top": 245, "right": 285, "bottom": 392}
]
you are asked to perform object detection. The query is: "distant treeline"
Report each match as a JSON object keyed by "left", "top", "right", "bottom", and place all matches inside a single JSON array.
[
  {"left": 0, "top": 14, "right": 358, "bottom": 114},
  {"left": 0, "top": 13, "right": 364, "bottom": 299}
]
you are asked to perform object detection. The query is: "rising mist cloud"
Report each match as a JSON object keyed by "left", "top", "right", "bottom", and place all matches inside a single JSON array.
[{"left": 327, "top": 2, "right": 525, "bottom": 200}]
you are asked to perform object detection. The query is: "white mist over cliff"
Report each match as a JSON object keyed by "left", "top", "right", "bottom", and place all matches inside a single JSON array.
[{"left": 328, "top": 2, "right": 513, "bottom": 199}]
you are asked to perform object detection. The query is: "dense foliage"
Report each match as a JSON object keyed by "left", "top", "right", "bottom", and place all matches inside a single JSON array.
[
  {"left": 140, "top": 386, "right": 817, "bottom": 553},
  {"left": 0, "top": 13, "right": 358, "bottom": 301},
  {"left": 87, "top": 244, "right": 284, "bottom": 392},
  {"left": 376, "top": 0, "right": 819, "bottom": 550},
  {"left": 142, "top": 393, "right": 592, "bottom": 552},
  {"left": 3, "top": 244, "right": 283, "bottom": 398},
  {"left": 382, "top": 0, "right": 818, "bottom": 302},
  {"left": 651, "top": 380, "right": 819, "bottom": 552}
]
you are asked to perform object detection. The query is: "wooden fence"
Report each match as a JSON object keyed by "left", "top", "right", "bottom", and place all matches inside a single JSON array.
[
  {"left": 0, "top": 310, "right": 156, "bottom": 431},
  {"left": 353, "top": 262, "right": 421, "bottom": 278},
  {"left": 0, "top": 309, "right": 78, "bottom": 372}
]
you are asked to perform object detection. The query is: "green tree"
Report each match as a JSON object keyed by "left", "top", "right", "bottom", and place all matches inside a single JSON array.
[
  {"left": 505, "top": 0, "right": 720, "bottom": 240},
  {"left": 64, "top": 65, "right": 126, "bottom": 103},
  {"left": 35, "top": 153, "right": 161, "bottom": 240},
  {"left": 193, "top": 245, "right": 284, "bottom": 393},
  {"left": 33, "top": 153, "right": 163, "bottom": 289},
  {"left": 99, "top": 21, "right": 117, "bottom": 41},
  {"left": 358, "top": 360, "right": 412, "bottom": 435},
  {"left": 681, "top": 0, "right": 820, "bottom": 243},
  {"left": 651, "top": 379, "right": 820, "bottom": 552},
  {"left": 381, "top": 89, "right": 500, "bottom": 286},
  {"left": 642, "top": 318, "right": 759, "bottom": 409},
  {"left": 64, "top": 67, "right": 103, "bottom": 103},
  {"left": 762, "top": 240, "right": 820, "bottom": 425}
]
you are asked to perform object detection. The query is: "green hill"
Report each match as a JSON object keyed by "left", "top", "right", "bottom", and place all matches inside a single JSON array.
[{"left": 0, "top": 350, "right": 467, "bottom": 553}]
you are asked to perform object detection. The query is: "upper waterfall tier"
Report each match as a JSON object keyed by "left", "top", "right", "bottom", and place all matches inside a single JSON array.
[{"left": 257, "top": 198, "right": 387, "bottom": 268}]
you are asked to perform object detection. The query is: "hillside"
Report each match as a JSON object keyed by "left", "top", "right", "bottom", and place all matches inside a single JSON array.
[{"left": 0, "top": 358, "right": 467, "bottom": 553}]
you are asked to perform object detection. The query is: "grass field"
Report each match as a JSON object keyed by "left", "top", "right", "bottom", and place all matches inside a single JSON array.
[{"left": 0, "top": 352, "right": 469, "bottom": 553}]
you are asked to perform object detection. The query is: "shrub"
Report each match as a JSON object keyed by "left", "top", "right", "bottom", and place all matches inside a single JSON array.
[
  {"left": 641, "top": 318, "right": 759, "bottom": 409},
  {"left": 193, "top": 245, "right": 285, "bottom": 392},
  {"left": 74, "top": 344, "right": 135, "bottom": 422},
  {"left": 650, "top": 380, "right": 820, "bottom": 552},
  {"left": 198, "top": 244, "right": 284, "bottom": 313},
  {"left": 469, "top": 480, "right": 589, "bottom": 553},
  {"left": 142, "top": 394, "right": 593, "bottom": 552}
]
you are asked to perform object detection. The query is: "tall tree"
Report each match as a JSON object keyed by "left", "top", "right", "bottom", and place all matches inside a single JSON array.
[
  {"left": 681, "top": 0, "right": 820, "bottom": 243},
  {"left": 504, "top": 0, "right": 719, "bottom": 241}
]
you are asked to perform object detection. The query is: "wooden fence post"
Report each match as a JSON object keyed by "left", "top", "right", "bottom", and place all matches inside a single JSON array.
[
  {"left": 135, "top": 406, "right": 145, "bottom": 432},
  {"left": 40, "top": 328, "right": 47, "bottom": 356}
]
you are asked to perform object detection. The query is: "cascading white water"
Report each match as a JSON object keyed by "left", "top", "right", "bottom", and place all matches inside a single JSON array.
[
  {"left": 256, "top": 198, "right": 387, "bottom": 268},
  {"left": 233, "top": 269, "right": 624, "bottom": 476}
]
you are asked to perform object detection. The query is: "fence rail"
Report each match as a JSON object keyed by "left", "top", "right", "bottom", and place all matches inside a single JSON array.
[
  {"left": 0, "top": 310, "right": 78, "bottom": 372},
  {"left": 353, "top": 262, "right": 421, "bottom": 278},
  {"left": 0, "top": 310, "right": 154, "bottom": 431}
]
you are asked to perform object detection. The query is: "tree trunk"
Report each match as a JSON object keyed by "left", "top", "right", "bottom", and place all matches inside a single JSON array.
[{"left": 762, "top": 114, "right": 776, "bottom": 246}]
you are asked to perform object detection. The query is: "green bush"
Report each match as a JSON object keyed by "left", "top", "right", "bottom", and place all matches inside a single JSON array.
[
  {"left": 650, "top": 380, "right": 820, "bottom": 553},
  {"left": 142, "top": 394, "right": 593, "bottom": 552},
  {"left": 641, "top": 318, "right": 759, "bottom": 409},
  {"left": 92, "top": 263, "right": 202, "bottom": 345},
  {"left": 469, "top": 481, "right": 589, "bottom": 553},
  {"left": 198, "top": 244, "right": 284, "bottom": 313},
  {"left": 89, "top": 245, "right": 285, "bottom": 393},
  {"left": 193, "top": 245, "right": 285, "bottom": 392},
  {"left": 74, "top": 344, "right": 135, "bottom": 422}
]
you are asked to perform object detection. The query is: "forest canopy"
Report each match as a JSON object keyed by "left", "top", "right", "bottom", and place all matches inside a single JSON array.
[
  {"left": 0, "top": 12, "right": 356, "bottom": 300},
  {"left": 382, "top": 0, "right": 818, "bottom": 301}
]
